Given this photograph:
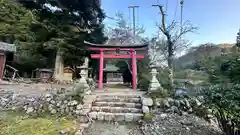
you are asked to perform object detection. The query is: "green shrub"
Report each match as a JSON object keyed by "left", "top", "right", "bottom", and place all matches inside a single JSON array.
[
  {"left": 148, "top": 88, "right": 170, "bottom": 99},
  {"left": 138, "top": 73, "right": 151, "bottom": 91},
  {"left": 204, "top": 84, "right": 240, "bottom": 135}
]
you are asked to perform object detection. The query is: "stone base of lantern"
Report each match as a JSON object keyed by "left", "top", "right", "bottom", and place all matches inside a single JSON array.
[{"left": 74, "top": 67, "right": 90, "bottom": 92}]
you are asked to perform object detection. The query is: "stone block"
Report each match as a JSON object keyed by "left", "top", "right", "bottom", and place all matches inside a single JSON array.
[
  {"left": 79, "top": 109, "right": 91, "bottom": 115},
  {"left": 142, "top": 106, "right": 150, "bottom": 114},
  {"left": 160, "top": 113, "right": 168, "bottom": 118},
  {"left": 125, "top": 103, "right": 139, "bottom": 108},
  {"left": 89, "top": 112, "right": 97, "bottom": 120},
  {"left": 142, "top": 97, "right": 153, "bottom": 106},
  {"left": 75, "top": 110, "right": 81, "bottom": 115},
  {"left": 114, "top": 113, "right": 125, "bottom": 121},
  {"left": 26, "top": 107, "right": 34, "bottom": 114},
  {"left": 167, "top": 98, "right": 174, "bottom": 106},
  {"left": 50, "top": 109, "right": 57, "bottom": 114},
  {"left": 80, "top": 123, "right": 90, "bottom": 128},
  {"left": 68, "top": 100, "right": 78, "bottom": 106},
  {"left": 97, "top": 112, "right": 105, "bottom": 120},
  {"left": 92, "top": 106, "right": 100, "bottom": 112},
  {"left": 83, "top": 95, "right": 94, "bottom": 103},
  {"left": 78, "top": 116, "right": 89, "bottom": 123},
  {"left": 131, "top": 108, "right": 141, "bottom": 113},
  {"left": 76, "top": 104, "right": 83, "bottom": 110},
  {"left": 104, "top": 113, "right": 114, "bottom": 121},
  {"left": 65, "top": 107, "right": 70, "bottom": 113},
  {"left": 50, "top": 100, "right": 56, "bottom": 104},
  {"left": 133, "top": 113, "right": 143, "bottom": 121},
  {"left": 125, "top": 113, "right": 134, "bottom": 122},
  {"left": 83, "top": 103, "right": 92, "bottom": 109}
]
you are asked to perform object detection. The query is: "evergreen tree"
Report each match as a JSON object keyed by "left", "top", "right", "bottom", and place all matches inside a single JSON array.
[{"left": 0, "top": 0, "right": 107, "bottom": 77}]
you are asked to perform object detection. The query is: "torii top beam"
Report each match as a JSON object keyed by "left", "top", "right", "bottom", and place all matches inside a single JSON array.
[{"left": 84, "top": 41, "right": 148, "bottom": 51}]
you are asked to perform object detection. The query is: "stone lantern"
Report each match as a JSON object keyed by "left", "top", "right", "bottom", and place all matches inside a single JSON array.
[
  {"left": 76, "top": 57, "right": 90, "bottom": 91},
  {"left": 148, "top": 65, "right": 163, "bottom": 92}
]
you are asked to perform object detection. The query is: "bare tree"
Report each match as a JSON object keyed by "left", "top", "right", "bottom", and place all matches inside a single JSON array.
[
  {"left": 153, "top": 5, "right": 197, "bottom": 92},
  {"left": 105, "top": 12, "right": 145, "bottom": 45},
  {"left": 148, "top": 37, "right": 167, "bottom": 67}
]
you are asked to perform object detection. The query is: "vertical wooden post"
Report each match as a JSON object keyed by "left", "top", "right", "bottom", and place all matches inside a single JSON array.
[
  {"left": 98, "top": 49, "right": 104, "bottom": 89},
  {"left": 131, "top": 49, "right": 137, "bottom": 89},
  {"left": 0, "top": 53, "right": 6, "bottom": 80}
]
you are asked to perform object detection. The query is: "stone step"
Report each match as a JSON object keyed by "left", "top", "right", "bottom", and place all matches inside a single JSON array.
[
  {"left": 94, "top": 88, "right": 141, "bottom": 92},
  {"left": 92, "top": 93, "right": 143, "bottom": 98},
  {"left": 92, "top": 102, "right": 142, "bottom": 108},
  {"left": 92, "top": 101, "right": 142, "bottom": 108},
  {"left": 96, "top": 94, "right": 141, "bottom": 98},
  {"left": 91, "top": 106, "right": 142, "bottom": 113},
  {"left": 89, "top": 111, "right": 143, "bottom": 122},
  {"left": 95, "top": 97, "right": 141, "bottom": 103}
]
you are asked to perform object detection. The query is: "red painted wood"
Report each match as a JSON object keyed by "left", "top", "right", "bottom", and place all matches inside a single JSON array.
[
  {"left": 92, "top": 48, "right": 145, "bottom": 89},
  {"left": 0, "top": 53, "right": 5, "bottom": 79},
  {"left": 131, "top": 51, "right": 137, "bottom": 89},
  {"left": 89, "top": 47, "right": 145, "bottom": 51},
  {"left": 98, "top": 50, "right": 104, "bottom": 89},
  {"left": 91, "top": 54, "right": 144, "bottom": 59}
]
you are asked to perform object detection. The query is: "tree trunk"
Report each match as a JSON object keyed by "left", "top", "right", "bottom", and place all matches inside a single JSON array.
[
  {"left": 167, "top": 41, "right": 174, "bottom": 92},
  {"left": 53, "top": 49, "right": 64, "bottom": 82}
]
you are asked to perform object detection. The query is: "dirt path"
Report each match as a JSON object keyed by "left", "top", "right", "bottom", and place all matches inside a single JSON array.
[{"left": 84, "top": 121, "right": 143, "bottom": 135}]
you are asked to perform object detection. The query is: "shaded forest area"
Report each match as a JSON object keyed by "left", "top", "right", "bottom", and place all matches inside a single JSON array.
[{"left": 0, "top": 0, "right": 107, "bottom": 77}]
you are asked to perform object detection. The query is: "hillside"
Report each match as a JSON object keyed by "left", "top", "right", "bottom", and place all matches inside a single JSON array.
[{"left": 174, "top": 43, "right": 235, "bottom": 69}]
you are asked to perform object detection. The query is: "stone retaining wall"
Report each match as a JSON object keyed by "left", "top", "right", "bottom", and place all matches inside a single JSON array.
[
  {"left": 0, "top": 88, "right": 85, "bottom": 117},
  {"left": 153, "top": 97, "right": 214, "bottom": 121}
]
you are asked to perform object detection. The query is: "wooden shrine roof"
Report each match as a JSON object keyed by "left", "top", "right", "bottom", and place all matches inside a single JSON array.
[
  {"left": 103, "top": 64, "right": 120, "bottom": 72},
  {"left": 84, "top": 41, "right": 148, "bottom": 49}
]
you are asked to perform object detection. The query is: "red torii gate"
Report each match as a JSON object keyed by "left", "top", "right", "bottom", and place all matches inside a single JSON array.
[{"left": 84, "top": 41, "right": 148, "bottom": 89}]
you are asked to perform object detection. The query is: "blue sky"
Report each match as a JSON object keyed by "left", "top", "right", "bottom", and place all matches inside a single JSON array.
[{"left": 101, "top": 0, "right": 240, "bottom": 46}]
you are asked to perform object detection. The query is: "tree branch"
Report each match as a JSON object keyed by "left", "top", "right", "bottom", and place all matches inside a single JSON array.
[
  {"left": 167, "top": 20, "right": 178, "bottom": 32},
  {"left": 172, "top": 21, "right": 197, "bottom": 44},
  {"left": 159, "top": 5, "right": 167, "bottom": 32}
]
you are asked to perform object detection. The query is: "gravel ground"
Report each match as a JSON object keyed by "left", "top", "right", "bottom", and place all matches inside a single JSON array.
[
  {"left": 84, "top": 121, "right": 143, "bottom": 135},
  {"left": 0, "top": 82, "right": 71, "bottom": 96},
  {"left": 141, "top": 112, "right": 223, "bottom": 135}
]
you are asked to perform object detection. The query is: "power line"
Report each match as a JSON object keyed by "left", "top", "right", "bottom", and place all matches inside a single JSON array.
[
  {"left": 173, "top": 0, "right": 179, "bottom": 19},
  {"left": 165, "top": 0, "right": 168, "bottom": 13},
  {"left": 137, "top": 7, "right": 139, "bottom": 26},
  {"left": 128, "top": 8, "right": 131, "bottom": 28},
  {"left": 105, "top": 15, "right": 118, "bottom": 21}
]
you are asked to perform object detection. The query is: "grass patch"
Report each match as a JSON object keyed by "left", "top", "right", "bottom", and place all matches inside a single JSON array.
[{"left": 0, "top": 112, "right": 76, "bottom": 135}]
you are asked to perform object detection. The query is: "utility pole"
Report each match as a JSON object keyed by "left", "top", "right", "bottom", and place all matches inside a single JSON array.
[
  {"left": 128, "top": 5, "right": 139, "bottom": 87},
  {"left": 180, "top": 0, "right": 184, "bottom": 32},
  {"left": 128, "top": 5, "right": 139, "bottom": 43},
  {"left": 237, "top": 29, "right": 240, "bottom": 52}
]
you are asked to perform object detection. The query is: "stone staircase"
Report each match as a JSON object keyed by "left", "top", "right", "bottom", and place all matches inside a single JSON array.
[{"left": 88, "top": 88, "right": 144, "bottom": 122}]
